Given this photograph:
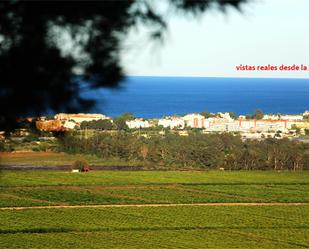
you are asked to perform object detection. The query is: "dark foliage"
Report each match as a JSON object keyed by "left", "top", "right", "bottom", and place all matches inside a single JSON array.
[
  {"left": 80, "top": 119, "right": 114, "bottom": 130},
  {"left": 61, "top": 132, "right": 309, "bottom": 170},
  {"left": 0, "top": 0, "right": 247, "bottom": 130}
]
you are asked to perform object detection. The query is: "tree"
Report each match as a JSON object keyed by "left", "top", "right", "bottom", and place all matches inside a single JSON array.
[
  {"left": 0, "top": 0, "right": 247, "bottom": 130},
  {"left": 113, "top": 112, "right": 136, "bottom": 130},
  {"left": 140, "top": 144, "right": 149, "bottom": 161},
  {"left": 253, "top": 109, "right": 264, "bottom": 120},
  {"left": 80, "top": 119, "right": 114, "bottom": 130},
  {"left": 118, "top": 112, "right": 135, "bottom": 121},
  {"left": 229, "top": 112, "right": 238, "bottom": 119},
  {"left": 200, "top": 111, "right": 215, "bottom": 118},
  {"left": 114, "top": 118, "right": 128, "bottom": 131},
  {"left": 60, "top": 131, "right": 308, "bottom": 171}
]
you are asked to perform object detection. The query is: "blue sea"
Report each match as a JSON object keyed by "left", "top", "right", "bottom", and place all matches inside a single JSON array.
[{"left": 82, "top": 76, "right": 309, "bottom": 118}]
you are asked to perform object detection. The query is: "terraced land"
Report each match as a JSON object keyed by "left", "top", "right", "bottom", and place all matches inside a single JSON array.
[{"left": 0, "top": 171, "right": 308, "bottom": 248}]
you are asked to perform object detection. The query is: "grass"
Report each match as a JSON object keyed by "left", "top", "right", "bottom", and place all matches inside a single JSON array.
[
  {"left": 1, "top": 170, "right": 308, "bottom": 248},
  {"left": 0, "top": 171, "right": 308, "bottom": 207},
  {"left": 0, "top": 152, "right": 141, "bottom": 167},
  {"left": 1, "top": 183, "right": 309, "bottom": 207},
  {"left": 1, "top": 170, "right": 309, "bottom": 187},
  {"left": 0, "top": 206, "right": 309, "bottom": 248}
]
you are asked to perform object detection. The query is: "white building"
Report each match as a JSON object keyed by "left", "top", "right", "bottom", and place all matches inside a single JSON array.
[
  {"left": 218, "top": 112, "right": 234, "bottom": 121},
  {"left": 280, "top": 115, "right": 303, "bottom": 121},
  {"left": 158, "top": 117, "right": 185, "bottom": 129},
  {"left": 54, "top": 113, "right": 110, "bottom": 123},
  {"left": 206, "top": 122, "right": 242, "bottom": 132},
  {"left": 263, "top": 114, "right": 280, "bottom": 120},
  {"left": 126, "top": 119, "right": 150, "bottom": 129},
  {"left": 254, "top": 120, "right": 289, "bottom": 132},
  {"left": 63, "top": 121, "right": 77, "bottom": 130},
  {"left": 204, "top": 119, "right": 291, "bottom": 133},
  {"left": 303, "top": 111, "right": 309, "bottom": 117},
  {"left": 238, "top": 120, "right": 257, "bottom": 130},
  {"left": 183, "top": 113, "right": 206, "bottom": 128}
]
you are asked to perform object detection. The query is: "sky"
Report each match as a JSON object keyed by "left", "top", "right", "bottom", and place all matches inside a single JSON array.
[{"left": 121, "top": 0, "right": 309, "bottom": 78}]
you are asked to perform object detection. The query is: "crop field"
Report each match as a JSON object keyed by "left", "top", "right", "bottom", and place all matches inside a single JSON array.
[
  {"left": 0, "top": 171, "right": 309, "bottom": 207},
  {"left": 0, "top": 171, "right": 308, "bottom": 248},
  {"left": 0, "top": 152, "right": 141, "bottom": 167},
  {"left": 1, "top": 181, "right": 309, "bottom": 207},
  {"left": 1, "top": 205, "right": 309, "bottom": 248},
  {"left": 2, "top": 170, "right": 309, "bottom": 186}
]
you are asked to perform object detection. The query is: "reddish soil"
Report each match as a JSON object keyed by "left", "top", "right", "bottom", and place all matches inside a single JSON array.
[{"left": 0, "top": 151, "right": 61, "bottom": 158}]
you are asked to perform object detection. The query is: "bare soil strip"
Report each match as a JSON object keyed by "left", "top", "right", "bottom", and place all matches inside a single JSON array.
[{"left": 1, "top": 202, "right": 308, "bottom": 211}]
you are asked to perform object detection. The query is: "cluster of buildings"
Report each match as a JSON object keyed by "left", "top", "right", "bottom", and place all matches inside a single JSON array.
[
  {"left": 36, "top": 113, "right": 111, "bottom": 131},
  {"left": 34, "top": 111, "right": 309, "bottom": 139},
  {"left": 123, "top": 112, "right": 309, "bottom": 139},
  {"left": 126, "top": 119, "right": 150, "bottom": 129}
]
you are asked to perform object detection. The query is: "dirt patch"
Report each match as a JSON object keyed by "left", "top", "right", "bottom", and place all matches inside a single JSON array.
[
  {"left": 0, "top": 152, "right": 61, "bottom": 158},
  {"left": 0, "top": 165, "right": 145, "bottom": 171},
  {"left": 91, "top": 185, "right": 163, "bottom": 190},
  {"left": 1, "top": 202, "right": 308, "bottom": 211}
]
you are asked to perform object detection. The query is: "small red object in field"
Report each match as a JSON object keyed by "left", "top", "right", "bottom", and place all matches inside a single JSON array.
[{"left": 81, "top": 165, "right": 90, "bottom": 172}]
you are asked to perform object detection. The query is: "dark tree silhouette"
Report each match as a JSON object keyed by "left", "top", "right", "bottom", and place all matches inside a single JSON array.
[{"left": 0, "top": 0, "right": 247, "bottom": 130}]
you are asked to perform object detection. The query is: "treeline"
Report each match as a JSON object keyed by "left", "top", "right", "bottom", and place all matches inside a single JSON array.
[
  {"left": 80, "top": 119, "right": 115, "bottom": 130},
  {"left": 80, "top": 112, "right": 135, "bottom": 131},
  {"left": 60, "top": 133, "right": 309, "bottom": 170}
]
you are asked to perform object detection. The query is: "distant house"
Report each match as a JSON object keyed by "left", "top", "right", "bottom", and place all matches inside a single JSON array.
[
  {"left": 206, "top": 121, "right": 242, "bottom": 132},
  {"left": 303, "top": 111, "right": 309, "bottom": 117},
  {"left": 238, "top": 120, "right": 257, "bottom": 130},
  {"left": 280, "top": 115, "right": 303, "bottom": 121},
  {"left": 36, "top": 119, "right": 78, "bottom": 131},
  {"left": 263, "top": 114, "right": 280, "bottom": 120},
  {"left": 54, "top": 113, "right": 110, "bottom": 124},
  {"left": 158, "top": 116, "right": 185, "bottom": 129},
  {"left": 63, "top": 121, "right": 77, "bottom": 130},
  {"left": 262, "top": 114, "right": 303, "bottom": 121},
  {"left": 255, "top": 120, "right": 289, "bottom": 132},
  {"left": 36, "top": 120, "right": 64, "bottom": 131},
  {"left": 126, "top": 119, "right": 150, "bottom": 129},
  {"left": 218, "top": 112, "right": 234, "bottom": 121},
  {"left": 183, "top": 113, "right": 206, "bottom": 128}
]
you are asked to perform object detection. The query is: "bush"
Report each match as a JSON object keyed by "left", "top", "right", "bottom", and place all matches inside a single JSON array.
[
  {"left": 23, "top": 134, "right": 39, "bottom": 143},
  {"left": 71, "top": 160, "right": 90, "bottom": 172},
  {"left": 0, "top": 141, "right": 14, "bottom": 152}
]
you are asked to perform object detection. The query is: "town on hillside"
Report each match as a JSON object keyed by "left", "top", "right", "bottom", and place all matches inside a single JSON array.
[{"left": 28, "top": 110, "right": 309, "bottom": 140}]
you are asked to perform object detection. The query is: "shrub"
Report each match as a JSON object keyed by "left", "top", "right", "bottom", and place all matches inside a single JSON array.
[
  {"left": 23, "top": 134, "right": 39, "bottom": 143},
  {"left": 0, "top": 141, "right": 14, "bottom": 152},
  {"left": 71, "top": 160, "right": 90, "bottom": 172}
]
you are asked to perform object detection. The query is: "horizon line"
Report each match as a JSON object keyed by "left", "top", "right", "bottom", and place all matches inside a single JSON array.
[{"left": 125, "top": 75, "right": 309, "bottom": 80}]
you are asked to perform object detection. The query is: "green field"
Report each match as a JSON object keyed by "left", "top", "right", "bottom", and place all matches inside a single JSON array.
[
  {"left": 1, "top": 206, "right": 309, "bottom": 248},
  {"left": 1, "top": 171, "right": 309, "bottom": 207},
  {"left": 0, "top": 152, "right": 142, "bottom": 167},
  {"left": 0, "top": 171, "right": 309, "bottom": 248},
  {"left": 2, "top": 170, "right": 309, "bottom": 186}
]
